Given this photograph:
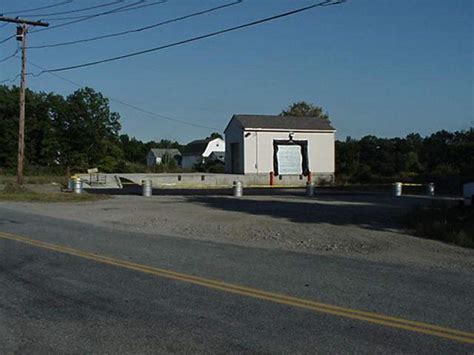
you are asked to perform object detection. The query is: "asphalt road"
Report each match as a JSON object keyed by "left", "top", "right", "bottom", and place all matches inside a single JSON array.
[{"left": 0, "top": 206, "right": 473, "bottom": 353}]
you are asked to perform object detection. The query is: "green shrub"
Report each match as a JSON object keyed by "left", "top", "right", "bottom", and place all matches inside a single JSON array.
[{"left": 407, "top": 204, "right": 474, "bottom": 248}]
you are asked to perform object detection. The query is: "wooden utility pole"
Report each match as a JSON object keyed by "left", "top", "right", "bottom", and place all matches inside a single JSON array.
[
  {"left": 17, "top": 25, "right": 27, "bottom": 185},
  {"left": 0, "top": 16, "right": 48, "bottom": 185}
]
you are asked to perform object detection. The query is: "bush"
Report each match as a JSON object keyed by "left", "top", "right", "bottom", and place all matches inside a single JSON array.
[{"left": 406, "top": 203, "right": 474, "bottom": 248}]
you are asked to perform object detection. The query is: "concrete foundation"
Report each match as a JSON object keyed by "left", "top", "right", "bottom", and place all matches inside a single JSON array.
[{"left": 77, "top": 173, "right": 335, "bottom": 189}]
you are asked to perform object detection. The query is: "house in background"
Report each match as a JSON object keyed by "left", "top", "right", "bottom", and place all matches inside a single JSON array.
[
  {"left": 181, "top": 138, "right": 225, "bottom": 169},
  {"left": 224, "top": 114, "right": 335, "bottom": 180},
  {"left": 146, "top": 148, "right": 182, "bottom": 167}
]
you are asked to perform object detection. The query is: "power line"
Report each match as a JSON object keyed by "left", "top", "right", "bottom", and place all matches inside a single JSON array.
[
  {"left": 0, "top": 46, "right": 18, "bottom": 62},
  {"left": 17, "top": 1, "right": 126, "bottom": 19},
  {"left": 39, "top": 0, "right": 345, "bottom": 74},
  {"left": 2, "top": 1, "right": 74, "bottom": 16},
  {"left": 31, "top": 0, "right": 165, "bottom": 33},
  {"left": 29, "top": 0, "right": 243, "bottom": 49},
  {"left": 0, "top": 73, "right": 22, "bottom": 84},
  {"left": 26, "top": 58, "right": 221, "bottom": 131},
  {"left": 0, "top": 0, "right": 167, "bottom": 44},
  {"left": 38, "top": 0, "right": 171, "bottom": 21}
]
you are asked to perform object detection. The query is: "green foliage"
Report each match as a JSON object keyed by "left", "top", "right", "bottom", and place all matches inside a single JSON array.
[
  {"left": 280, "top": 101, "right": 329, "bottom": 121},
  {"left": 0, "top": 85, "right": 185, "bottom": 174},
  {"left": 0, "top": 183, "right": 108, "bottom": 202},
  {"left": 406, "top": 204, "right": 474, "bottom": 248},
  {"left": 193, "top": 158, "right": 225, "bottom": 173},
  {"left": 206, "top": 132, "right": 223, "bottom": 140},
  {"left": 336, "top": 128, "right": 474, "bottom": 189}
]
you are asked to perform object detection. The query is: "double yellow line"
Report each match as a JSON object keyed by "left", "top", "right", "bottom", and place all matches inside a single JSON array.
[{"left": 0, "top": 231, "right": 473, "bottom": 345}]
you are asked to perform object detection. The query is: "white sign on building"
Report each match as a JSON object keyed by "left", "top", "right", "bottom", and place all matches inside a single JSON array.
[{"left": 277, "top": 145, "right": 302, "bottom": 175}]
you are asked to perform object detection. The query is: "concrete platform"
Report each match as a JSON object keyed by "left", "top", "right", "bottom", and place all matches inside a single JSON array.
[{"left": 77, "top": 173, "right": 335, "bottom": 189}]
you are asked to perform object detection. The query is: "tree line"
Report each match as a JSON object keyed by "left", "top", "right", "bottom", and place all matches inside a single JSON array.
[
  {"left": 0, "top": 85, "right": 184, "bottom": 174},
  {"left": 1, "top": 86, "right": 472, "bottom": 184}
]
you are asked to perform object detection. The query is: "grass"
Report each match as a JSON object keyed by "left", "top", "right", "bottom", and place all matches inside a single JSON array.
[
  {"left": 0, "top": 175, "right": 68, "bottom": 185},
  {"left": 407, "top": 202, "right": 474, "bottom": 248},
  {"left": 0, "top": 183, "right": 108, "bottom": 203}
]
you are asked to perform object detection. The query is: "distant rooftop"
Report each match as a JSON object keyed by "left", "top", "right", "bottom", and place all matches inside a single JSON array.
[{"left": 149, "top": 148, "right": 181, "bottom": 158}]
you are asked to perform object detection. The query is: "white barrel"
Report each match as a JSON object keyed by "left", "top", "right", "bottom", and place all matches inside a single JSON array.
[
  {"left": 233, "top": 181, "right": 243, "bottom": 197},
  {"left": 426, "top": 183, "right": 435, "bottom": 196},
  {"left": 393, "top": 182, "right": 402, "bottom": 197},
  {"left": 306, "top": 181, "right": 315, "bottom": 197},
  {"left": 142, "top": 180, "right": 152, "bottom": 197},
  {"left": 73, "top": 178, "right": 83, "bottom": 194}
]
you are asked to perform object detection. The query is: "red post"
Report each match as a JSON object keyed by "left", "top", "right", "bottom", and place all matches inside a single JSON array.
[
  {"left": 269, "top": 171, "right": 274, "bottom": 186},
  {"left": 307, "top": 171, "right": 312, "bottom": 183}
]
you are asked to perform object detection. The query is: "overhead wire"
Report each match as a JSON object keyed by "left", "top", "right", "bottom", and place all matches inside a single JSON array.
[
  {"left": 38, "top": 0, "right": 171, "bottom": 21},
  {"left": 16, "top": 1, "right": 126, "bottom": 19},
  {"left": 29, "top": 0, "right": 243, "bottom": 49},
  {"left": 0, "top": 72, "right": 23, "bottom": 84},
  {"left": 0, "top": 45, "right": 19, "bottom": 62},
  {"left": 38, "top": 0, "right": 345, "bottom": 74},
  {"left": 31, "top": 0, "right": 166, "bottom": 34},
  {"left": 1, "top": 1, "right": 74, "bottom": 16},
  {"left": 25, "top": 58, "right": 221, "bottom": 131},
  {"left": 0, "top": 0, "right": 167, "bottom": 45}
]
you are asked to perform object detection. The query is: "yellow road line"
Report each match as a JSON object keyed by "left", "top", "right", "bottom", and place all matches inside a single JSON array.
[{"left": 0, "top": 231, "right": 473, "bottom": 344}]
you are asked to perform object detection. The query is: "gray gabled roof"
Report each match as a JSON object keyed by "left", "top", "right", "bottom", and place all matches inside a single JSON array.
[
  {"left": 182, "top": 139, "right": 209, "bottom": 156},
  {"left": 149, "top": 148, "right": 181, "bottom": 158},
  {"left": 226, "top": 114, "right": 335, "bottom": 132}
]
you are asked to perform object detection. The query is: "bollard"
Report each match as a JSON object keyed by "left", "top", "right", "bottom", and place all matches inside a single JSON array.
[
  {"left": 142, "top": 179, "right": 152, "bottom": 197},
  {"left": 306, "top": 181, "right": 315, "bottom": 197},
  {"left": 233, "top": 181, "right": 243, "bottom": 197},
  {"left": 73, "top": 178, "right": 83, "bottom": 194},
  {"left": 426, "top": 183, "right": 435, "bottom": 197},
  {"left": 393, "top": 182, "right": 402, "bottom": 197}
]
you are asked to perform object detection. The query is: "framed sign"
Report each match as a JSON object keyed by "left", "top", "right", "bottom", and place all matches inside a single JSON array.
[
  {"left": 273, "top": 140, "right": 309, "bottom": 176},
  {"left": 276, "top": 145, "right": 302, "bottom": 175}
]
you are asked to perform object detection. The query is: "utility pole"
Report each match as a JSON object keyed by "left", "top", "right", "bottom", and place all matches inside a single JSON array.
[{"left": 0, "top": 16, "right": 49, "bottom": 185}]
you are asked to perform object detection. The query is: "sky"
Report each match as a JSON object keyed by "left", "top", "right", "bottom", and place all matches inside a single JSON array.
[{"left": 0, "top": 0, "right": 472, "bottom": 143}]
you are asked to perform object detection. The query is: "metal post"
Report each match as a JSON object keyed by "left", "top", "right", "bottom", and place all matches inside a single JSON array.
[
  {"left": 306, "top": 181, "right": 315, "bottom": 197},
  {"left": 393, "top": 182, "right": 402, "bottom": 197},
  {"left": 73, "top": 178, "right": 83, "bottom": 194},
  {"left": 233, "top": 181, "right": 243, "bottom": 197},
  {"left": 142, "top": 179, "right": 152, "bottom": 197},
  {"left": 426, "top": 183, "right": 435, "bottom": 197}
]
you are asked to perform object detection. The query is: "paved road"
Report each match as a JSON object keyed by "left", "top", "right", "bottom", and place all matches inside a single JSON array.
[{"left": 0, "top": 206, "right": 473, "bottom": 353}]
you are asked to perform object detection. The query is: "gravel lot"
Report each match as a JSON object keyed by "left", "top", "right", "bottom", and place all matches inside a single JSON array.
[{"left": 1, "top": 192, "right": 472, "bottom": 271}]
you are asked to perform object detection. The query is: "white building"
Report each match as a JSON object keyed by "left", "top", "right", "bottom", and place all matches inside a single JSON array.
[
  {"left": 146, "top": 148, "right": 182, "bottom": 167},
  {"left": 181, "top": 138, "right": 225, "bottom": 169},
  {"left": 224, "top": 115, "right": 335, "bottom": 179}
]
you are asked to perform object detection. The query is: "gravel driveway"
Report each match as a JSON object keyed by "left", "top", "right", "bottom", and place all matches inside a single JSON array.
[{"left": 1, "top": 193, "right": 472, "bottom": 271}]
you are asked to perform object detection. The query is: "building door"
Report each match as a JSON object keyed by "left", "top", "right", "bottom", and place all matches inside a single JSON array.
[{"left": 231, "top": 143, "right": 240, "bottom": 173}]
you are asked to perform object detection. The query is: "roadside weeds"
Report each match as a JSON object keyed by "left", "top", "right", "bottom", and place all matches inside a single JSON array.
[{"left": 0, "top": 183, "right": 109, "bottom": 203}]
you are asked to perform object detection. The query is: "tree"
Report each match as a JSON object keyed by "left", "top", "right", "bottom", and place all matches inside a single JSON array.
[
  {"left": 55, "top": 87, "right": 122, "bottom": 172},
  {"left": 280, "top": 101, "right": 329, "bottom": 121},
  {"left": 206, "top": 132, "right": 223, "bottom": 140}
]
